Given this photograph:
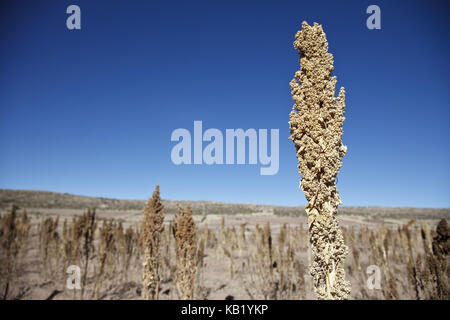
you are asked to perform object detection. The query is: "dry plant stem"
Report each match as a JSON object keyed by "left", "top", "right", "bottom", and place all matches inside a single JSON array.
[
  {"left": 289, "top": 21, "right": 350, "bottom": 299},
  {"left": 92, "top": 220, "right": 115, "bottom": 299},
  {"left": 141, "top": 185, "right": 164, "bottom": 300},
  {"left": 80, "top": 209, "right": 97, "bottom": 299},
  {"left": 0, "top": 207, "right": 30, "bottom": 299},
  {"left": 39, "top": 216, "right": 60, "bottom": 277},
  {"left": 243, "top": 223, "right": 306, "bottom": 300},
  {"left": 174, "top": 205, "right": 197, "bottom": 300},
  {"left": 121, "top": 226, "right": 136, "bottom": 282},
  {"left": 430, "top": 219, "right": 449, "bottom": 299}
]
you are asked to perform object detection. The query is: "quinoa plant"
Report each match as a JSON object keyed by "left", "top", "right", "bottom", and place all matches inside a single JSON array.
[
  {"left": 289, "top": 21, "right": 350, "bottom": 299},
  {"left": 141, "top": 185, "right": 164, "bottom": 300},
  {"left": 173, "top": 205, "right": 197, "bottom": 300}
]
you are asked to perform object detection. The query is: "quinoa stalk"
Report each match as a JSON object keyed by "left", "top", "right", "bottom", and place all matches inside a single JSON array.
[
  {"left": 141, "top": 185, "right": 165, "bottom": 300},
  {"left": 289, "top": 21, "right": 350, "bottom": 299},
  {"left": 173, "top": 205, "right": 197, "bottom": 300},
  {"left": 80, "top": 209, "right": 97, "bottom": 299}
]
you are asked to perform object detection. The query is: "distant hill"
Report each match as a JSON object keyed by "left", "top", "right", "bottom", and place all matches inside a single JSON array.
[
  {"left": 0, "top": 189, "right": 449, "bottom": 219},
  {"left": 0, "top": 189, "right": 297, "bottom": 215}
]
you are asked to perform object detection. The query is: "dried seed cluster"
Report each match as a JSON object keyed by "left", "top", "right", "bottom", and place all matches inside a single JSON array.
[
  {"left": 173, "top": 205, "right": 197, "bottom": 300},
  {"left": 141, "top": 185, "right": 165, "bottom": 300},
  {"left": 289, "top": 21, "right": 350, "bottom": 299}
]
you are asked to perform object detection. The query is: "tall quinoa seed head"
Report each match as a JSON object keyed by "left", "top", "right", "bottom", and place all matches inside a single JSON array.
[
  {"left": 289, "top": 21, "right": 350, "bottom": 299},
  {"left": 141, "top": 184, "right": 165, "bottom": 300}
]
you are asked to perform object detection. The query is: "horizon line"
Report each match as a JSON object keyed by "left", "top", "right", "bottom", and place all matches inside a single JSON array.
[{"left": 1, "top": 188, "right": 449, "bottom": 210}]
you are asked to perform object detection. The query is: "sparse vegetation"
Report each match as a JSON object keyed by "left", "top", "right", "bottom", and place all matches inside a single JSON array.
[
  {"left": 0, "top": 189, "right": 448, "bottom": 300},
  {"left": 0, "top": 207, "right": 31, "bottom": 299}
]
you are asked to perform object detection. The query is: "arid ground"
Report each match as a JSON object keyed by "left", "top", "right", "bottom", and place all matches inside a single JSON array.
[{"left": 0, "top": 189, "right": 448, "bottom": 300}]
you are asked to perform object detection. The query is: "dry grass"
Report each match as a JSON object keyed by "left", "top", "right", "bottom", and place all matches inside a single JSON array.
[
  {"left": 0, "top": 207, "right": 31, "bottom": 299},
  {"left": 0, "top": 189, "right": 448, "bottom": 300},
  {"left": 92, "top": 219, "right": 116, "bottom": 299}
]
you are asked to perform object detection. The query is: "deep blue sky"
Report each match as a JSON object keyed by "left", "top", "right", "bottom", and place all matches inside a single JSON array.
[{"left": 1, "top": 0, "right": 449, "bottom": 207}]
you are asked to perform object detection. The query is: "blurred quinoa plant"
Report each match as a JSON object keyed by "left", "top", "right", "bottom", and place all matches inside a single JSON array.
[
  {"left": 0, "top": 206, "right": 31, "bottom": 299},
  {"left": 289, "top": 21, "right": 350, "bottom": 299},
  {"left": 141, "top": 185, "right": 165, "bottom": 300},
  {"left": 173, "top": 205, "right": 197, "bottom": 300}
]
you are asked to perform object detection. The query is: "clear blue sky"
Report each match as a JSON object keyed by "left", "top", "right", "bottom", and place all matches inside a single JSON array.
[{"left": 0, "top": 0, "right": 449, "bottom": 208}]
